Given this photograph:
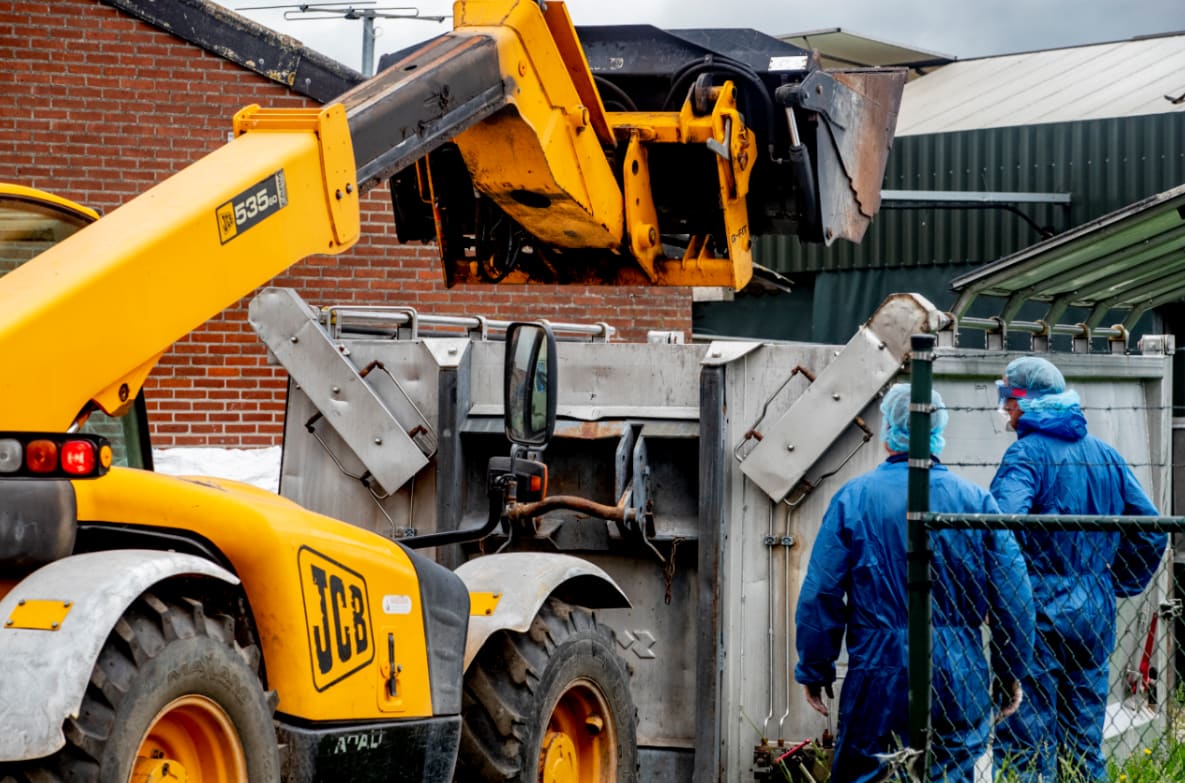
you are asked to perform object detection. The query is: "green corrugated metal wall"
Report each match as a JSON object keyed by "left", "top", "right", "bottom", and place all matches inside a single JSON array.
[
  {"left": 756, "top": 112, "right": 1185, "bottom": 274},
  {"left": 697, "top": 112, "right": 1185, "bottom": 343}
]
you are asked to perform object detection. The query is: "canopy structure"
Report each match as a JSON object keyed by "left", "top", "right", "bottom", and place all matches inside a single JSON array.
[{"left": 950, "top": 183, "right": 1185, "bottom": 334}]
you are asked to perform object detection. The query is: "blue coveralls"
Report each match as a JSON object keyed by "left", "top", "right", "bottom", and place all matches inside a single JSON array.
[
  {"left": 991, "top": 402, "right": 1166, "bottom": 782},
  {"left": 796, "top": 456, "right": 1035, "bottom": 783}
]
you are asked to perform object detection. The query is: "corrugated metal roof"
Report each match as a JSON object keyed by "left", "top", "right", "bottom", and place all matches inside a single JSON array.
[
  {"left": 949, "top": 183, "right": 1185, "bottom": 331},
  {"left": 896, "top": 34, "right": 1185, "bottom": 136}
]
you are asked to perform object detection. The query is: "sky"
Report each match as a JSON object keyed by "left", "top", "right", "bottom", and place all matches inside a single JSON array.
[{"left": 219, "top": 0, "right": 1185, "bottom": 76}]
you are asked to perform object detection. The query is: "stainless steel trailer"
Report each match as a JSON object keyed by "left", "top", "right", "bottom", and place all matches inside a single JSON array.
[{"left": 251, "top": 288, "right": 1174, "bottom": 782}]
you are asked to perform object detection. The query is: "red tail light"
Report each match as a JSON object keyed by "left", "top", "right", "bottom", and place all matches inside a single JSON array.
[{"left": 61, "top": 440, "right": 96, "bottom": 476}]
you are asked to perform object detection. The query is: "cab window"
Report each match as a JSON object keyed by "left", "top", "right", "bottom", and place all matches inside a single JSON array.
[{"left": 0, "top": 186, "right": 151, "bottom": 469}]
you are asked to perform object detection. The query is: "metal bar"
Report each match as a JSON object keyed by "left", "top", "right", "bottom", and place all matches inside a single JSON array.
[
  {"left": 694, "top": 365, "right": 727, "bottom": 783},
  {"left": 907, "top": 333, "right": 934, "bottom": 777},
  {"left": 922, "top": 513, "right": 1185, "bottom": 532},
  {"left": 881, "top": 189, "right": 1072, "bottom": 205},
  {"left": 338, "top": 34, "right": 509, "bottom": 191},
  {"left": 433, "top": 363, "right": 466, "bottom": 570},
  {"left": 322, "top": 307, "right": 617, "bottom": 340},
  {"left": 955, "top": 316, "right": 1125, "bottom": 340}
]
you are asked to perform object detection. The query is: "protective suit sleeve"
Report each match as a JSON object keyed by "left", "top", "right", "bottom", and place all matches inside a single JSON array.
[
  {"left": 1113, "top": 462, "right": 1167, "bottom": 597},
  {"left": 794, "top": 492, "right": 852, "bottom": 686},
  {"left": 989, "top": 446, "right": 1039, "bottom": 515},
  {"left": 984, "top": 521, "right": 1035, "bottom": 684}
]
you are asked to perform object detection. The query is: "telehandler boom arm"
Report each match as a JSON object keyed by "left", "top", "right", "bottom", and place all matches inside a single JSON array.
[{"left": 0, "top": 0, "right": 904, "bottom": 432}]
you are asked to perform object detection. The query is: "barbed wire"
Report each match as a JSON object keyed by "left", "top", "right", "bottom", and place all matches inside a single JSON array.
[
  {"left": 940, "top": 460, "right": 1175, "bottom": 469},
  {"left": 939, "top": 403, "right": 1181, "bottom": 413},
  {"left": 924, "top": 350, "right": 1168, "bottom": 360}
]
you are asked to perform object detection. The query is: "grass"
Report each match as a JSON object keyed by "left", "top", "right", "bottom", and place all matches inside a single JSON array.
[
  {"left": 991, "top": 732, "right": 1185, "bottom": 783},
  {"left": 1104, "top": 734, "right": 1185, "bottom": 783}
]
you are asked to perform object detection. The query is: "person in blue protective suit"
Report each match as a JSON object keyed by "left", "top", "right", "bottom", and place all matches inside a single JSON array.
[
  {"left": 795, "top": 383, "right": 1035, "bottom": 783},
  {"left": 991, "top": 357, "right": 1167, "bottom": 782}
]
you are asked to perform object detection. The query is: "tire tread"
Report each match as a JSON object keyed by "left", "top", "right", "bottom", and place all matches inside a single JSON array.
[
  {"left": 0, "top": 589, "right": 271, "bottom": 783},
  {"left": 455, "top": 597, "right": 637, "bottom": 783}
]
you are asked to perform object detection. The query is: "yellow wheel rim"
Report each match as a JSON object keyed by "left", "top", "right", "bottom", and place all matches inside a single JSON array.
[
  {"left": 538, "top": 678, "right": 616, "bottom": 783},
  {"left": 130, "top": 695, "right": 246, "bottom": 783}
]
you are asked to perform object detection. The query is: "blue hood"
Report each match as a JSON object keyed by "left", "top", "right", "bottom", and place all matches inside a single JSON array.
[{"left": 1016, "top": 390, "right": 1087, "bottom": 442}]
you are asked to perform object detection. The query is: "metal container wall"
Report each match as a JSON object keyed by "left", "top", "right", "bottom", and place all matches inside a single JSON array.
[{"left": 275, "top": 326, "right": 1172, "bottom": 781}]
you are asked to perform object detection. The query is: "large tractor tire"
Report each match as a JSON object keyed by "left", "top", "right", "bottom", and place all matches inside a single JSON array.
[
  {"left": 3, "top": 590, "right": 279, "bottom": 783},
  {"left": 456, "top": 597, "right": 638, "bottom": 783}
]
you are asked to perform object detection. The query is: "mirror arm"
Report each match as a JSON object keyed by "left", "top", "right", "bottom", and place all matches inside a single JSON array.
[{"left": 401, "top": 476, "right": 511, "bottom": 550}]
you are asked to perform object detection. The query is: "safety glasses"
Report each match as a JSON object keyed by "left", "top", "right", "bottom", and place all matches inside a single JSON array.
[{"left": 995, "top": 379, "right": 1028, "bottom": 407}]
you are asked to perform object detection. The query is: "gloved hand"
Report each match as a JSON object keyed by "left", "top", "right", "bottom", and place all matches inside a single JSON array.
[
  {"left": 993, "top": 679, "right": 1023, "bottom": 723},
  {"left": 803, "top": 683, "right": 835, "bottom": 716}
]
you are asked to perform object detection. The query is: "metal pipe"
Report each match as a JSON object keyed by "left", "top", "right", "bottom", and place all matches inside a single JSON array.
[
  {"left": 505, "top": 495, "right": 634, "bottom": 523},
  {"left": 323, "top": 306, "right": 616, "bottom": 340},
  {"left": 907, "top": 333, "right": 935, "bottom": 775},
  {"left": 361, "top": 14, "right": 375, "bottom": 77},
  {"left": 778, "top": 502, "right": 793, "bottom": 737},
  {"left": 955, "top": 316, "right": 1125, "bottom": 340},
  {"left": 763, "top": 502, "right": 775, "bottom": 740}
]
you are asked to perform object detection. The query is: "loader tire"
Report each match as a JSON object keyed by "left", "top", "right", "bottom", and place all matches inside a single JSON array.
[
  {"left": 1, "top": 590, "right": 279, "bottom": 783},
  {"left": 456, "top": 597, "right": 638, "bottom": 783}
]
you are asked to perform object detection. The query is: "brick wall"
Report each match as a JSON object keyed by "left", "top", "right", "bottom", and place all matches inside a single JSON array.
[{"left": 0, "top": 0, "right": 692, "bottom": 447}]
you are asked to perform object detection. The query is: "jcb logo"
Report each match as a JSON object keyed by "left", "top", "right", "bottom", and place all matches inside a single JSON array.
[
  {"left": 215, "top": 170, "right": 287, "bottom": 244},
  {"left": 299, "top": 547, "right": 374, "bottom": 691}
]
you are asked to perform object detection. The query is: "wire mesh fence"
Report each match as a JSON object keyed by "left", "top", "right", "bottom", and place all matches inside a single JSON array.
[
  {"left": 919, "top": 514, "right": 1181, "bottom": 783},
  {"left": 901, "top": 336, "right": 1185, "bottom": 783}
]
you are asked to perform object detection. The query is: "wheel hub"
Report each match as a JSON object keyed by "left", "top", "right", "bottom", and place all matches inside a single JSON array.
[
  {"left": 539, "top": 731, "right": 578, "bottom": 783},
  {"left": 539, "top": 678, "right": 616, "bottom": 783},
  {"left": 132, "top": 757, "right": 190, "bottom": 782},
  {"left": 131, "top": 695, "right": 246, "bottom": 783}
]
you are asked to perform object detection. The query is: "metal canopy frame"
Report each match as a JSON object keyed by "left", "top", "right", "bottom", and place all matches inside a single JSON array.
[{"left": 949, "top": 183, "right": 1185, "bottom": 333}]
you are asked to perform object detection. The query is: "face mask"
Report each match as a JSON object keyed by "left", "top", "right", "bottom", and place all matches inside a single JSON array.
[{"left": 996, "top": 407, "right": 1015, "bottom": 432}]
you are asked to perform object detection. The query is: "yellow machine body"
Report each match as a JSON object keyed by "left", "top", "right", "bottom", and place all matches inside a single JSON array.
[{"left": 73, "top": 468, "right": 435, "bottom": 722}]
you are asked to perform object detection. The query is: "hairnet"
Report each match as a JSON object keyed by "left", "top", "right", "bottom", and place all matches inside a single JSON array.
[
  {"left": 1004, "top": 357, "right": 1065, "bottom": 399},
  {"left": 880, "top": 383, "right": 948, "bottom": 456}
]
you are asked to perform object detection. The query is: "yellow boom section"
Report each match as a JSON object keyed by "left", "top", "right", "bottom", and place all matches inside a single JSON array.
[
  {"left": 451, "top": 0, "right": 624, "bottom": 251},
  {"left": 0, "top": 104, "right": 358, "bottom": 429}
]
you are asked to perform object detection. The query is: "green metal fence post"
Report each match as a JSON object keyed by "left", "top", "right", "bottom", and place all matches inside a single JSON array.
[{"left": 907, "top": 333, "right": 935, "bottom": 776}]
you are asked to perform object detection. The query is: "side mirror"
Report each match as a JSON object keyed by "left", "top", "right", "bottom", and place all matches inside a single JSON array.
[{"left": 504, "top": 322, "right": 556, "bottom": 447}]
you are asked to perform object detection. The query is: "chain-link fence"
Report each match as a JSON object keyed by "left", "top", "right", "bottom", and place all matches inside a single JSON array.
[
  {"left": 916, "top": 513, "right": 1180, "bottom": 783},
  {"left": 904, "top": 336, "right": 1185, "bottom": 783}
]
